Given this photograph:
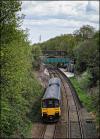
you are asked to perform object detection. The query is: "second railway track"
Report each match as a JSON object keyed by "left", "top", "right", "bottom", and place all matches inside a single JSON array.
[{"left": 56, "top": 69, "right": 84, "bottom": 138}]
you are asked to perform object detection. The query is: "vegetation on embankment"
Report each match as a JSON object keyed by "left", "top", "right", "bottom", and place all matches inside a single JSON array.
[
  {"left": 1, "top": 0, "right": 43, "bottom": 138},
  {"left": 70, "top": 77, "right": 93, "bottom": 111},
  {"left": 70, "top": 76, "right": 99, "bottom": 128}
]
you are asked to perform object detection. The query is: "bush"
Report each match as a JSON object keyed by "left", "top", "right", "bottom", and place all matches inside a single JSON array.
[
  {"left": 70, "top": 77, "right": 92, "bottom": 111},
  {"left": 91, "top": 81, "right": 100, "bottom": 120},
  {"left": 32, "top": 45, "right": 42, "bottom": 69},
  {"left": 78, "top": 70, "right": 92, "bottom": 90}
]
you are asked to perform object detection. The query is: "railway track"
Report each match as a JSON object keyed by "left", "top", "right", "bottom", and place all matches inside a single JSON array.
[
  {"left": 50, "top": 70, "right": 70, "bottom": 138},
  {"left": 48, "top": 67, "right": 97, "bottom": 139},
  {"left": 32, "top": 67, "right": 97, "bottom": 139},
  {"left": 39, "top": 124, "right": 47, "bottom": 139},
  {"left": 55, "top": 69, "right": 83, "bottom": 138}
]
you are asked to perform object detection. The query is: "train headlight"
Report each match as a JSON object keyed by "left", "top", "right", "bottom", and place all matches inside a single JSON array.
[
  {"left": 43, "top": 112, "right": 47, "bottom": 114},
  {"left": 55, "top": 112, "right": 59, "bottom": 117},
  {"left": 43, "top": 112, "right": 47, "bottom": 117}
]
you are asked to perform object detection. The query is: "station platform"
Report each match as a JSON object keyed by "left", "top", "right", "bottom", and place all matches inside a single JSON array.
[
  {"left": 44, "top": 68, "right": 49, "bottom": 76},
  {"left": 59, "top": 68, "right": 74, "bottom": 78}
]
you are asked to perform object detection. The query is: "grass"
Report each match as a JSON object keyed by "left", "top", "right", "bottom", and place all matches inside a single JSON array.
[
  {"left": 70, "top": 77, "right": 100, "bottom": 136},
  {"left": 70, "top": 77, "right": 93, "bottom": 112}
]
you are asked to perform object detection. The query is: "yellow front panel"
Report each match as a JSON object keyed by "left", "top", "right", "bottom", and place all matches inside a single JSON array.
[{"left": 42, "top": 107, "right": 61, "bottom": 116}]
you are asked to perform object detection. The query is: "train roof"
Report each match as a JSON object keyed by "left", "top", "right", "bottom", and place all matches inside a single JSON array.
[
  {"left": 42, "top": 84, "right": 61, "bottom": 100},
  {"left": 48, "top": 77, "right": 61, "bottom": 86}
]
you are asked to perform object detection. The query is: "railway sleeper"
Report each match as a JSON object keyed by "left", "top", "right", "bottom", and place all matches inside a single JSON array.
[
  {"left": 70, "top": 121, "right": 82, "bottom": 138},
  {"left": 70, "top": 111, "right": 79, "bottom": 121}
]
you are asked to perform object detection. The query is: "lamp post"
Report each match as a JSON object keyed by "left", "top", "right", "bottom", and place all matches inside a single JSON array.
[{"left": 39, "top": 35, "right": 41, "bottom": 42}]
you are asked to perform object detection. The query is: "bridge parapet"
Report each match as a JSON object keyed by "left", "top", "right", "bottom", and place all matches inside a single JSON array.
[{"left": 42, "top": 50, "right": 67, "bottom": 56}]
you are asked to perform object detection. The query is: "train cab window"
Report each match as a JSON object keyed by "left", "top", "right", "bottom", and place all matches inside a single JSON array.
[
  {"left": 55, "top": 100, "right": 59, "bottom": 107},
  {"left": 48, "top": 100, "right": 53, "bottom": 107},
  {"left": 42, "top": 101, "right": 47, "bottom": 108},
  {"left": 42, "top": 99, "right": 59, "bottom": 108}
]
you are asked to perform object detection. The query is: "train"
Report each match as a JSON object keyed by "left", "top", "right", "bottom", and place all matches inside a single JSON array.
[{"left": 41, "top": 77, "right": 61, "bottom": 122}]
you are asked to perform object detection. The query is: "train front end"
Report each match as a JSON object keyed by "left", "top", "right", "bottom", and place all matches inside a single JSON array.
[{"left": 41, "top": 98, "right": 61, "bottom": 122}]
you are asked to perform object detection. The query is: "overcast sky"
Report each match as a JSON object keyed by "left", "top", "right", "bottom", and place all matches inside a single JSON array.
[{"left": 19, "top": 1, "right": 99, "bottom": 44}]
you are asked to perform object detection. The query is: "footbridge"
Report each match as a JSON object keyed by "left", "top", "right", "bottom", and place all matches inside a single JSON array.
[{"left": 42, "top": 50, "right": 74, "bottom": 72}]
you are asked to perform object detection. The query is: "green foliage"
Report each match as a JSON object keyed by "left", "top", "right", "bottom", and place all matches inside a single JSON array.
[
  {"left": 32, "top": 45, "right": 42, "bottom": 69},
  {"left": 78, "top": 70, "right": 92, "bottom": 90},
  {"left": 0, "top": 30, "right": 43, "bottom": 137},
  {"left": 74, "top": 31, "right": 99, "bottom": 85},
  {"left": 0, "top": 0, "right": 22, "bottom": 44},
  {"left": 70, "top": 77, "right": 93, "bottom": 111},
  {"left": 0, "top": 0, "right": 43, "bottom": 137},
  {"left": 70, "top": 77, "right": 100, "bottom": 128},
  {"left": 73, "top": 25, "right": 95, "bottom": 41},
  {"left": 32, "top": 45, "right": 42, "bottom": 60},
  {"left": 39, "top": 34, "right": 77, "bottom": 58},
  {"left": 91, "top": 81, "right": 100, "bottom": 124},
  {"left": 93, "top": 30, "right": 100, "bottom": 46}
]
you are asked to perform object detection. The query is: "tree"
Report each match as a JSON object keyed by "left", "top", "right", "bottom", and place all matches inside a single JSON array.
[
  {"left": 0, "top": 0, "right": 43, "bottom": 137},
  {"left": 32, "top": 45, "right": 42, "bottom": 69},
  {"left": 73, "top": 25, "right": 95, "bottom": 41},
  {"left": 0, "top": 0, "right": 22, "bottom": 44},
  {"left": 73, "top": 31, "right": 99, "bottom": 85}
]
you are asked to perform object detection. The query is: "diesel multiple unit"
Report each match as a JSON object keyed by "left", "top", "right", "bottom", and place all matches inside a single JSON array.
[{"left": 41, "top": 77, "right": 61, "bottom": 122}]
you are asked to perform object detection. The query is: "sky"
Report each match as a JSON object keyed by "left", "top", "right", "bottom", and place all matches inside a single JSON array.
[{"left": 19, "top": 1, "right": 99, "bottom": 44}]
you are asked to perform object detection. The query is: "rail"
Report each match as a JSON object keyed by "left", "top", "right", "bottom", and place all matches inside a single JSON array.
[
  {"left": 33, "top": 67, "right": 97, "bottom": 139},
  {"left": 48, "top": 68, "right": 84, "bottom": 138}
]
